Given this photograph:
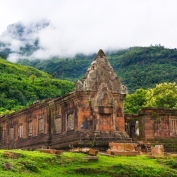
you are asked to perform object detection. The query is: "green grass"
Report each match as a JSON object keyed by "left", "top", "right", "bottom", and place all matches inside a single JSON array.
[{"left": 0, "top": 150, "right": 176, "bottom": 177}]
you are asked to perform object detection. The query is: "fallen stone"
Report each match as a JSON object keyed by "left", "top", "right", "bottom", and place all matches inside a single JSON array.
[
  {"left": 124, "top": 143, "right": 135, "bottom": 152},
  {"left": 106, "top": 149, "right": 112, "bottom": 155},
  {"left": 151, "top": 145, "right": 164, "bottom": 156},
  {"left": 111, "top": 143, "right": 124, "bottom": 152},
  {"left": 109, "top": 142, "right": 137, "bottom": 152},
  {"left": 88, "top": 148, "right": 98, "bottom": 156}
]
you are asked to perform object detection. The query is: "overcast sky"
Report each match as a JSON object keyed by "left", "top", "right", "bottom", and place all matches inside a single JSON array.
[{"left": 1, "top": 0, "right": 177, "bottom": 60}]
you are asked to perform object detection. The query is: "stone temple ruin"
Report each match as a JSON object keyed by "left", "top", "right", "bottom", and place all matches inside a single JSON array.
[
  {"left": 0, "top": 49, "right": 177, "bottom": 153},
  {"left": 125, "top": 108, "right": 177, "bottom": 152},
  {"left": 0, "top": 49, "right": 130, "bottom": 150}
]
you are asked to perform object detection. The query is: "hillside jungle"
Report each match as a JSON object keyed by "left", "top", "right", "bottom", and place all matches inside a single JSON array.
[
  {"left": 0, "top": 57, "right": 74, "bottom": 115},
  {"left": 1, "top": 45, "right": 177, "bottom": 115}
]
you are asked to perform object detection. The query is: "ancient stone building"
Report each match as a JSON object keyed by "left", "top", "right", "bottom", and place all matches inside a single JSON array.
[
  {"left": 0, "top": 49, "right": 130, "bottom": 150},
  {"left": 125, "top": 108, "right": 177, "bottom": 151}
]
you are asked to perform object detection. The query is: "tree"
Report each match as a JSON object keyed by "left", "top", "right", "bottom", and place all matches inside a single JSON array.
[
  {"left": 124, "top": 82, "right": 177, "bottom": 114},
  {"left": 124, "top": 88, "right": 147, "bottom": 113},
  {"left": 145, "top": 83, "right": 177, "bottom": 108}
]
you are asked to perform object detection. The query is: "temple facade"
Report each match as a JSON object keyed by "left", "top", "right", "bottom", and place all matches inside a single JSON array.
[{"left": 0, "top": 49, "right": 130, "bottom": 150}]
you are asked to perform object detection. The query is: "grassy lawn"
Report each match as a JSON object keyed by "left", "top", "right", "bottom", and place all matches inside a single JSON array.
[{"left": 0, "top": 150, "right": 176, "bottom": 177}]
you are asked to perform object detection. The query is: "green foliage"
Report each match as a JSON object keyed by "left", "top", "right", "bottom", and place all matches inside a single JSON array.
[
  {"left": 18, "top": 46, "right": 177, "bottom": 93},
  {"left": 125, "top": 82, "right": 177, "bottom": 113},
  {"left": 0, "top": 57, "right": 74, "bottom": 115},
  {"left": 124, "top": 88, "right": 147, "bottom": 113},
  {"left": 145, "top": 82, "right": 177, "bottom": 108}
]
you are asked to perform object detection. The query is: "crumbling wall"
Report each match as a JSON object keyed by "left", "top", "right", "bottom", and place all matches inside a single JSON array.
[{"left": 125, "top": 108, "right": 177, "bottom": 152}]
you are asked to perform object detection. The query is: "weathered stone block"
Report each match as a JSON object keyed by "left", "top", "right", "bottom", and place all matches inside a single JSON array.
[
  {"left": 115, "top": 143, "right": 124, "bottom": 152},
  {"left": 106, "top": 149, "right": 112, "bottom": 154},
  {"left": 151, "top": 145, "right": 164, "bottom": 156},
  {"left": 88, "top": 148, "right": 98, "bottom": 156},
  {"left": 109, "top": 142, "right": 136, "bottom": 152},
  {"left": 124, "top": 143, "right": 135, "bottom": 152}
]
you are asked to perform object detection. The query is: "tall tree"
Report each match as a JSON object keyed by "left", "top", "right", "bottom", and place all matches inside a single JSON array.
[{"left": 145, "top": 83, "right": 177, "bottom": 108}]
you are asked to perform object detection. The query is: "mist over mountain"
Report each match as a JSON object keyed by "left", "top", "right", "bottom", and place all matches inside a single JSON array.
[
  {"left": 2, "top": 21, "right": 177, "bottom": 94},
  {"left": 2, "top": 19, "right": 50, "bottom": 40},
  {"left": 0, "top": 19, "right": 127, "bottom": 62},
  {"left": 0, "top": 19, "right": 53, "bottom": 61}
]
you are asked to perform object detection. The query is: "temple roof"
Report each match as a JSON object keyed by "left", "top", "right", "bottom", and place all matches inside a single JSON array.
[
  {"left": 75, "top": 49, "right": 127, "bottom": 94},
  {"left": 94, "top": 49, "right": 106, "bottom": 59}
]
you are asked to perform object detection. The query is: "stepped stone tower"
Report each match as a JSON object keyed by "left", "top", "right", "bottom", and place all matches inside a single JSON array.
[{"left": 75, "top": 49, "right": 129, "bottom": 141}]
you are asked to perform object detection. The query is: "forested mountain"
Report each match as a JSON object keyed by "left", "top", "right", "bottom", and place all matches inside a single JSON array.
[
  {"left": 17, "top": 46, "right": 177, "bottom": 93},
  {"left": 0, "top": 57, "right": 74, "bottom": 115}
]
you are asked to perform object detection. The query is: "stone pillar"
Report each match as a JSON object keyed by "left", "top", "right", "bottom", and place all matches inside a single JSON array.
[{"left": 113, "top": 103, "right": 116, "bottom": 131}]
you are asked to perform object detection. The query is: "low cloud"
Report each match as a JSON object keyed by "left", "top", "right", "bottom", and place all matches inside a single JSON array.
[
  {"left": 8, "top": 53, "right": 24, "bottom": 63},
  {"left": 0, "top": 0, "right": 177, "bottom": 62}
]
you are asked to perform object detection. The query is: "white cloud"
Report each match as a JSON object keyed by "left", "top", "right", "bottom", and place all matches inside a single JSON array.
[
  {"left": 0, "top": 0, "right": 177, "bottom": 61},
  {"left": 8, "top": 53, "right": 23, "bottom": 63}
]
